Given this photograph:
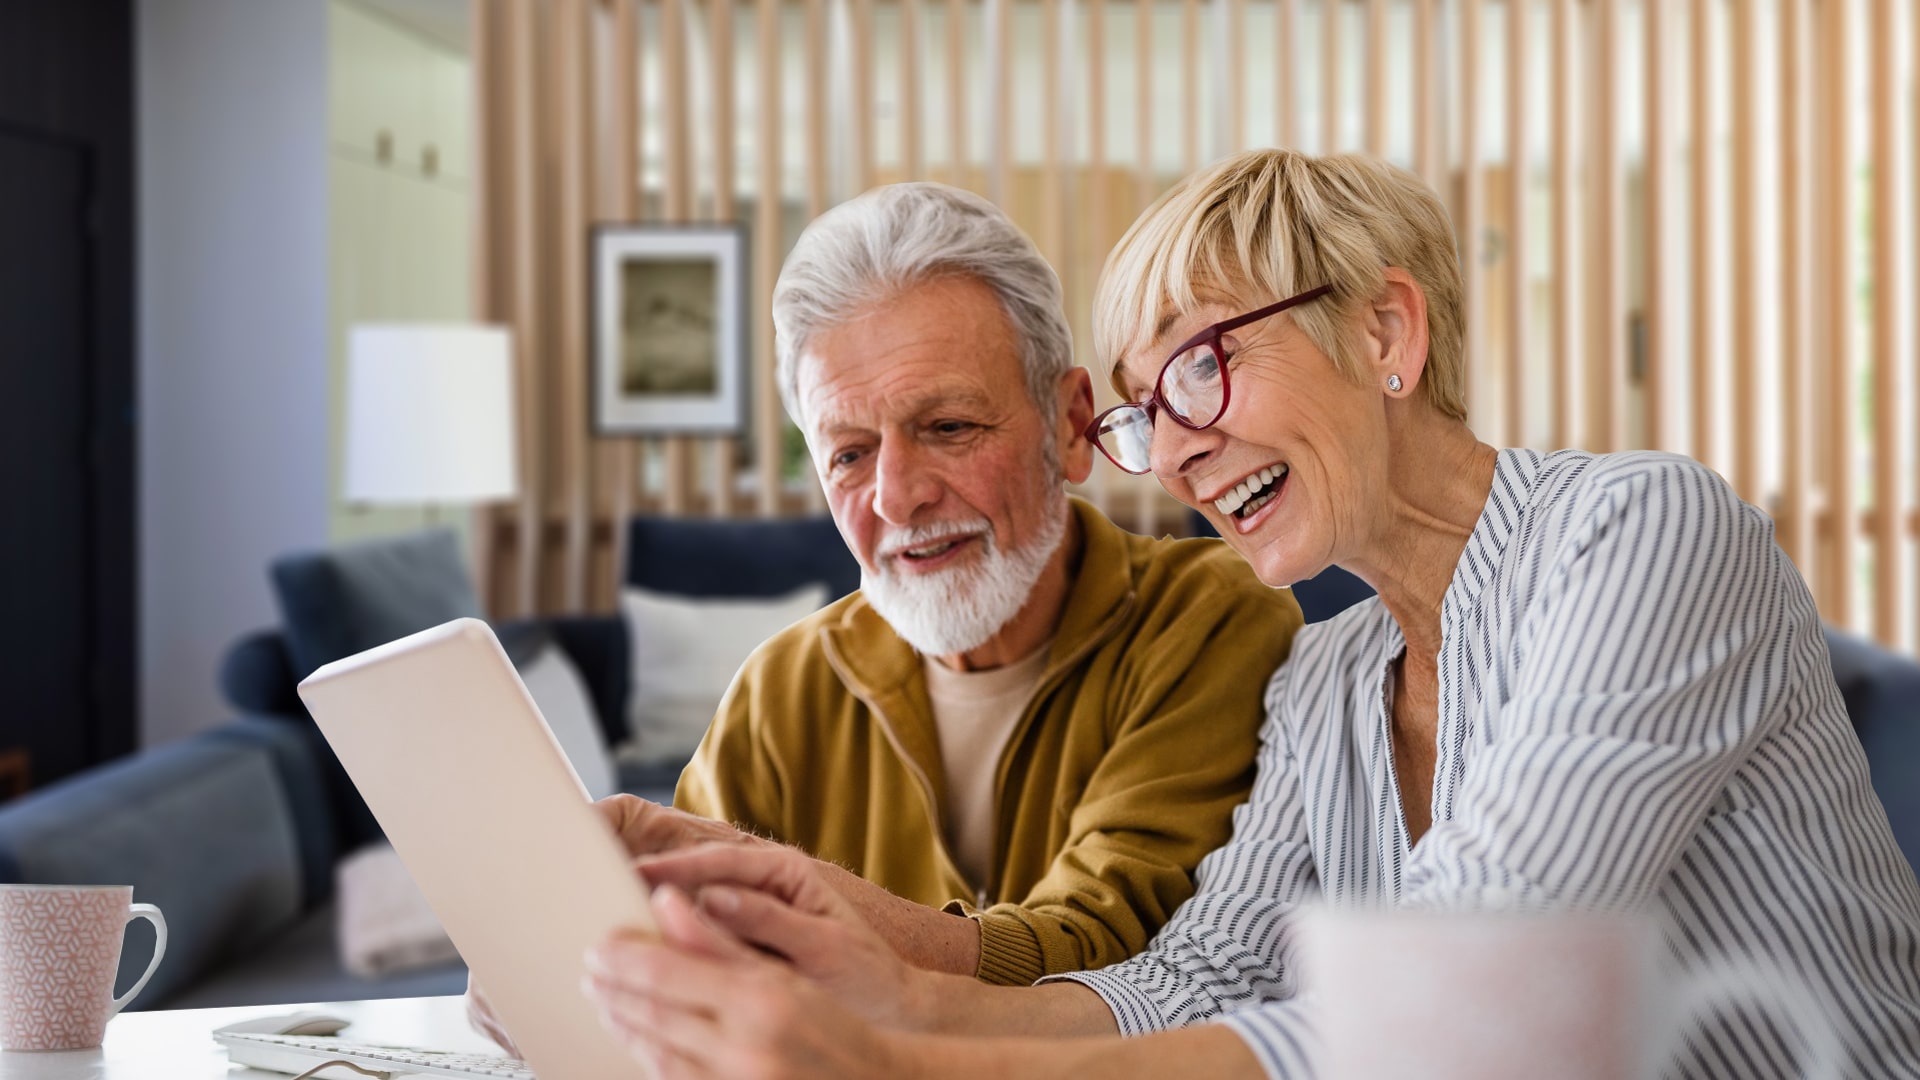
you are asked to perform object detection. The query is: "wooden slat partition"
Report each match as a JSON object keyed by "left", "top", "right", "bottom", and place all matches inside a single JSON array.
[
  {"left": 755, "top": 0, "right": 784, "bottom": 516},
  {"left": 463, "top": 0, "right": 1920, "bottom": 654},
  {"left": 1504, "top": 0, "right": 1528, "bottom": 448},
  {"left": 1820, "top": 0, "right": 1855, "bottom": 625},
  {"left": 1729, "top": 0, "right": 1758, "bottom": 500},
  {"left": 1870, "top": 0, "right": 1904, "bottom": 646},
  {"left": 1689, "top": 0, "right": 1715, "bottom": 470},
  {"left": 1549, "top": 0, "right": 1573, "bottom": 449},
  {"left": 1587, "top": 0, "right": 1621, "bottom": 454},
  {"left": 1642, "top": 0, "right": 1670, "bottom": 452}
]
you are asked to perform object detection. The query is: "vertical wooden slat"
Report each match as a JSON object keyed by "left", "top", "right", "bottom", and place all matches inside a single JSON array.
[
  {"left": 1505, "top": 0, "right": 1529, "bottom": 448},
  {"left": 1323, "top": 0, "right": 1341, "bottom": 152},
  {"left": 948, "top": 0, "right": 968, "bottom": 187},
  {"left": 1088, "top": 0, "right": 1110, "bottom": 515},
  {"left": 1689, "top": 0, "right": 1715, "bottom": 468},
  {"left": 610, "top": 0, "right": 641, "bottom": 580},
  {"left": 804, "top": 0, "right": 829, "bottom": 509},
  {"left": 1365, "top": 0, "right": 1387, "bottom": 158},
  {"left": 1778, "top": 0, "right": 1814, "bottom": 576},
  {"left": 1043, "top": 0, "right": 1065, "bottom": 265},
  {"left": 756, "top": 0, "right": 785, "bottom": 516},
  {"left": 1643, "top": 0, "right": 1671, "bottom": 451},
  {"left": 710, "top": 0, "right": 738, "bottom": 518},
  {"left": 1182, "top": 0, "right": 1199, "bottom": 169},
  {"left": 1588, "top": 0, "right": 1621, "bottom": 453},
  {"left": 508, "top": 0, "right": 542, "bottom": 614},
  {"left": 1729, "top": 0, "right": 1758, "bottom": 500},
  {"left": 558, "top": 0, "right": 592, "bottom": 608},
  {"left": 1227, "top": 0, "right": 1246, "bottom": 153},
  {"left": 1277, "top": 0, "right": 1297, "bottom": 149},
  {"left": 1549, "top": 0, "right": 1573, "bottom": 450},
  {"left": 1136, "top": 0, "right": 1157, "bottom": 533},
  {"left": 661, "top": 0, "right": 694, "bottom": 515},
  {"left": 902, "top": 0, "right": 924, "bottom": 178},
  {"left": 1459, "top": 0, "right": 1481, "bottom": 427},
  {"left": 990, "top": 0, "right": 1011, "bottom": 199},
  {"left": 1412, "top": 0, "right": 1438, "bottom": 189},
  {"left": 1820, "top": 0, "right": 1856, "bottom": 626},
  {"left": 470, "top": 0, "right": 503, "bottom": 612},
  {"left": 1870, "top": 0, "right": 1904, "bottom": 645},
  {"left": 852, "top": 0, "right": 874, "bottom": 189}
]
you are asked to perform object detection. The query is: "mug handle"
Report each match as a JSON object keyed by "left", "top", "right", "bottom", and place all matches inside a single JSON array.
[
  {"left": 107, "top": 903, "right": 168, "bottom": 1018},
  {"left": 1658, "top": 959, "right": 1844, "bottom": 1080}
]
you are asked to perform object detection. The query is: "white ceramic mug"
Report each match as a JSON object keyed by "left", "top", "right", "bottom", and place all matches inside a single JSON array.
[
  {"left": 0, "top": 885, "right": 168, "bottom": 1051},
  {"left": 1302, "top": 908, "right": 1841, "bottom": 1080}
]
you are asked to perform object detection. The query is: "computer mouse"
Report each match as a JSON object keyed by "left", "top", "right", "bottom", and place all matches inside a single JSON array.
[{"left": 215, "top": 1011, "right": 352, "bottom": 1037}]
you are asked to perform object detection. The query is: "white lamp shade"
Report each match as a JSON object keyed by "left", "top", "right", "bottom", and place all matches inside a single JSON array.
[{"left": 344, "top": 324, "right": 519, "bottom": 504}]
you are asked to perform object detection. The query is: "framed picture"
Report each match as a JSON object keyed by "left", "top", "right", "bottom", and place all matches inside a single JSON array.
[{"left": 592, "top": 223, "right": 748, "bottom": 435}]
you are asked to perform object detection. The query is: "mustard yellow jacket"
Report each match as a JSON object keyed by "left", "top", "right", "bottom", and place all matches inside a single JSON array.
[{"left": 675, "top": 499, "right": 1302, "bottom": 985}]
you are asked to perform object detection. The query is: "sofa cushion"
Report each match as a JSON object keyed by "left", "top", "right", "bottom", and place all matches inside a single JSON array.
[
  {"left": 0, "top": 725, "right": 306, "bottom": 1009},
  {"left": 219, "top": 629, "right": 303, "bottom": 716},
  {"left": 1824, "top": 628, "right": 1920, "bottom": 874},
  {"left": 625, "top": 515, "right": 860, "bottom": 600},
  {"left": 269, "top": 528, "right": 482, "bottom": 680}
]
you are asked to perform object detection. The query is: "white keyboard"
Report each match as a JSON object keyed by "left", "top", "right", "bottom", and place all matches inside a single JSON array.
[{"left": 215, "top": 1031, "right": 536, "bottom": 1078}]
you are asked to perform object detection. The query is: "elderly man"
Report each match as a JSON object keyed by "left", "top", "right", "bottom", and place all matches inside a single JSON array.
[{"left": 475, "top": 184, "right": 1298, "bottom": 1051}]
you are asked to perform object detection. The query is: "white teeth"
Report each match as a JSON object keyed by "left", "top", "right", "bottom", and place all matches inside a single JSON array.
[{"left": 1212, "top": 464, "right": 1288, "bottom": 519}]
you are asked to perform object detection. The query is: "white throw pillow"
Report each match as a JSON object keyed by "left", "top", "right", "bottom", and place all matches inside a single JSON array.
[
  {"left": 517, "top": 643, "right": 617, "bottom": 800},
  {"left": 335, "top": 842, "right": 457, "bottom": 977},
  {"left": 620, "top": 583, "right": 829, "bottom": 765}
]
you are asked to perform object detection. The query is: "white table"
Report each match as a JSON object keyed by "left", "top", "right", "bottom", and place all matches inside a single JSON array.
[{"left": 0, "top": 995, "right": 503, "bottom": 1079}]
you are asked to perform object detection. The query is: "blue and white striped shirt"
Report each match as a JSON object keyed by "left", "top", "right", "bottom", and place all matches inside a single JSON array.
[{"left": 1058, "top": 449, "right": 1920, "bottom": 1078}]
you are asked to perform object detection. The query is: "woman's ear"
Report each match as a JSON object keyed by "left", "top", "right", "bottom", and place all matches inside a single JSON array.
[{"left": 1366, "top": 267, "right": 1430, "bottom": 398}]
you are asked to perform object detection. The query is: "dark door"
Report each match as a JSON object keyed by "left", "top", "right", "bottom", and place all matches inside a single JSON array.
[{"left": 0, "top": 131, "right": 94, "bottom": 795}]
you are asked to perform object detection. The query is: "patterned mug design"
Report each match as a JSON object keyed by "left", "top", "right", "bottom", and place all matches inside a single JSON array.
[{"left": 0, "top": 885, "right": 167, "bottom": 1051}]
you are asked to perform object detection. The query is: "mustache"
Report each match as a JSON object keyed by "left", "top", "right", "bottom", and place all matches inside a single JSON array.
[{"left": 873, "top": 518, "right": 993, "bottom": 561}]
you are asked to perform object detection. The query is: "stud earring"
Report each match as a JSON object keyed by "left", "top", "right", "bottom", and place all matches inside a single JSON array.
[{"left": 1386, "top": 374, "right": 1403, "bottom": 393}]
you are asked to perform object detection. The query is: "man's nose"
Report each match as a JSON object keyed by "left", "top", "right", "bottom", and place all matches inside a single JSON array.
[{"left": 871, "top": 440, "right": 942, "bottom": 525}]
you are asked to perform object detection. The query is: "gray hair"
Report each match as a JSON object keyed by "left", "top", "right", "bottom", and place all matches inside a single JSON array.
[{"left": 772, "top": 182, "right": 1074, "bottom": 425}]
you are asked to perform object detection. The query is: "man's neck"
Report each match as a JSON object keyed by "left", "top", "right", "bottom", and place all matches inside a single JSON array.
[{"left": 934, "top": 509, "right": 1083, "bottom": 673}]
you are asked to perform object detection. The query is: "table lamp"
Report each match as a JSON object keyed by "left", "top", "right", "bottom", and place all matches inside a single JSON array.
[{"left": 343, "top": 324, "right": 519, "bottom": 517}]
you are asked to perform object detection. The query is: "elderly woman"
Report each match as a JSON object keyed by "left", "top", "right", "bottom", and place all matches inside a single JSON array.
[{"left": 579, "top": 150, "right": 1920, "bottom": 1078}]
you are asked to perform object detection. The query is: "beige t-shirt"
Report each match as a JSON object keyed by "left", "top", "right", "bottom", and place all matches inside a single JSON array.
[{"left": 922, "top": 644, "right": 1053, "bottom": 897}]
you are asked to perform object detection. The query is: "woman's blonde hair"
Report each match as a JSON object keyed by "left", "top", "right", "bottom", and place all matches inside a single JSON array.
[{"left": 1094, "top": 149, "right": 1467, "bottom": 421}]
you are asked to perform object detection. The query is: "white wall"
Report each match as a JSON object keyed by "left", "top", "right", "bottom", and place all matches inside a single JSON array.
[{"left": 138, "top": 0, "right": 332, "bottom": 746}]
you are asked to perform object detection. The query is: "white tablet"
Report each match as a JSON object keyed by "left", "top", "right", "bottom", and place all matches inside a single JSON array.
[{"left": 299, "top": 618, "right": 655, "bottom": 1079}]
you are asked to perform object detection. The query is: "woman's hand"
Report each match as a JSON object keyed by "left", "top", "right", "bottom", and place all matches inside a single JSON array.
[
  {"left": 634, "top": 842, "right": 942, "bottom": 1031},
  {"left": 594, "top": 794, "right": 766, "bottom": 858},
  {"left": 585, "top": 884, "right": 913, "bottom": 1080}
]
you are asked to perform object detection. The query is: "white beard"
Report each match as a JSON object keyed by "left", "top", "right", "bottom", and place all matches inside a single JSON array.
[{"left": 861, "top": 491, "right": 1069, "bottom": 657}]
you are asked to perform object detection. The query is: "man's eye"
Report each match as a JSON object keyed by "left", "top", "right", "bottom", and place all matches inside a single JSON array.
[
  {"left": 831, "top": 449, "right": 863, "bottom": 468},
  {"left": 932, "top": 421, "right": 974, "bottom": 436}
]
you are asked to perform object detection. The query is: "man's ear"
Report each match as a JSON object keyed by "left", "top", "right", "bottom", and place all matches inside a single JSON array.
[
  {"left": 1058, "top": 367, "right": 1096, "bottom": 484},
  {"left": 1366, "top": 267, "right": 1431, "bottom": 398}
]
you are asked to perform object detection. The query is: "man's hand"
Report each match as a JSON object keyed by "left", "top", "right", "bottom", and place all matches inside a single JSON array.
[
  {"left": 635, "top": 842, "right": 944, "bottom": 1032},
  {"left": 585, "top": 884, "right": 912, "bottom": 1080},
  {"left": 594, "top": 794, "right": 766, "bottom": 858}
]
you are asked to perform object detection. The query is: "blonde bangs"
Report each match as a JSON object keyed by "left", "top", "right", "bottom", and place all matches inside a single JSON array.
[{"left": 1090, "top": 150, "right": 1468, "bottom": 421}]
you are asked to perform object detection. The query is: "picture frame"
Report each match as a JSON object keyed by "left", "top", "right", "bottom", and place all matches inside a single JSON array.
[{"left": 591, "top": 223, "right": 748, "bottom": 436}]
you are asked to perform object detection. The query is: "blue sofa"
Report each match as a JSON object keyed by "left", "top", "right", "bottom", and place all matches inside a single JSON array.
[{"left": 0, "top": 516, "right": 861, "bottom": 1010}]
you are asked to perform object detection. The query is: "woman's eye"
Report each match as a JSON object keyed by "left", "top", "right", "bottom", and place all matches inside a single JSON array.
[{"left": 1182, "top": 348, "right": 1221, "bottom": 382}]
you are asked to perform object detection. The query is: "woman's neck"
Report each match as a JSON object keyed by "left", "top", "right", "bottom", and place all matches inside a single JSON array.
[{"left": 1341, "top": 417, "right": 1500, "bottom": 664}]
